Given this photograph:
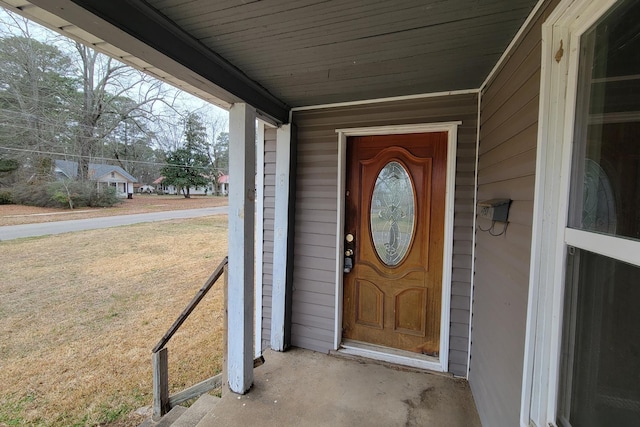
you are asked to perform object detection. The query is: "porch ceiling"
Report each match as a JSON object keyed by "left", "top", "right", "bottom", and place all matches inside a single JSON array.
[{"left": 1, "top": 0, "right": 538, "bottom": 123}]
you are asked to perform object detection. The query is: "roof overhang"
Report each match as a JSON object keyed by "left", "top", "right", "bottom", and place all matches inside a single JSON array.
[
  {"left": 1, "top": 0, "right": 540, "bottom": 124},
  {"left": 1, "top": 0, "right": 289, "bottom": 123}
]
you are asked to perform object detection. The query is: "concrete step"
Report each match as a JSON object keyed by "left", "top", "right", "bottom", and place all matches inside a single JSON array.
[
  {"left": 137, "top": 405, "right": 186, "bottom": 427},
  {"left": 137, "top": 394, "right": 221, "bottom": 427},
  {"left": 171, "top": 394, "right": 221, "bottom": 427}
]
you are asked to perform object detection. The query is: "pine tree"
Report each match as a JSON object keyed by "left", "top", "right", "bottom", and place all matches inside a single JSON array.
[{"left": 160, "top": 112, "right": 211, "bottom": 198}]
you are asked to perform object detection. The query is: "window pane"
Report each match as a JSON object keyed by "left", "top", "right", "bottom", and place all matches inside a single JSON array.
[
  {"left": 558, "top": 248, "right": 640, "bottom": 427},
  {"left": 568, "top": 0, "right": 640, "bottom": 241},
  {"left": 370, "top": 161, "right": 415, "bottom": 266}
]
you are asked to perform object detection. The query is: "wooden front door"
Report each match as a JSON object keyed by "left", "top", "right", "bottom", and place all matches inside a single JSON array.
[{"left": 342, "top": 132, "right": 447, "bottom": 356}]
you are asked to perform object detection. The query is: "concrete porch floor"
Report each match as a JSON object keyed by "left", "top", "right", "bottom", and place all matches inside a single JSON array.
[{"left": 199, "top": 348, "right": 481, "bottom": 426}]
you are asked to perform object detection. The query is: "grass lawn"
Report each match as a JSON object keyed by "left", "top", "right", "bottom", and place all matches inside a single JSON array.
[{"left": 0, "top": 215, "right": 228, "bottom": 426}]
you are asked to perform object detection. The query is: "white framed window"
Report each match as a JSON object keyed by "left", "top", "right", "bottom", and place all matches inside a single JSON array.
[{"left": 523, "top": 0, "right": 640, "bottom": 426}]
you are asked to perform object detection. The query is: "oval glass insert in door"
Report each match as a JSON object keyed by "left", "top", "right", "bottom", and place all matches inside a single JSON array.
[{"left": 370, "top": 161, "right": 416, "bottom": 266}]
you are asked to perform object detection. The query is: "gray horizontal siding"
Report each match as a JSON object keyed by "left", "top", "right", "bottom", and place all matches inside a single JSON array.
[
  {"left": 261, "top": 127, "right": 277, "bottom": 350},
  {"left": 292, "top": 93, "right": 478, "bottom": 376},
  {"left": 468, "top": 1, "right": 559, "bottom": 426}
]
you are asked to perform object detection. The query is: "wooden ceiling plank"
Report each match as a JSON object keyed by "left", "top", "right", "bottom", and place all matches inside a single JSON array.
[
  {"left": 219, "top": 15, "right": 525, "bottom": 74},
  {"left": 213, "top": 7, "right": 531, "bottom": 56},
  {"left": 179, "top": 0, "right": 392, "bottom": 34},
  {"left": 184, "top": 0, "right": 533, "bottom": 38}
]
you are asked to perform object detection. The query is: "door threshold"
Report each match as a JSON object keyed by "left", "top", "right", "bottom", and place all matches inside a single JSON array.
[{"left": 338, "top": 340, "right": 444, "bottom": 372}]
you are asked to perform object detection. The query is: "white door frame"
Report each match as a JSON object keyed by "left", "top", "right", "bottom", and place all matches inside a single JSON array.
[
  {"left": 521, "top": 0, "right": 632, "bottom": 425},
  {"left": 333, "top": 121, "right": 461, "bottom": 373}
]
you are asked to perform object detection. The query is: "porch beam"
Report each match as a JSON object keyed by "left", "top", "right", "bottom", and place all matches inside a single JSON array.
[
  {"left": 227, "top": 103, "right": 256, "bottom": 394},
  {"left": 270, "top": 124, "right": 297, "bottom": 351}
]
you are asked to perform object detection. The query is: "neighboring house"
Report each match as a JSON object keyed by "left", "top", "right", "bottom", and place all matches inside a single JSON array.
[
  {"left": 15, "top": 1, "right": 639, "bottom": 426},
  {"left": 152, "top": 176, "right": 213, "bottom": 196},
  {"left": 218, "top": 174, "right": 229, "bottom": 196},
  {"left": 137, "top": 185, "right": 155, "bottom": 193},
  {"left": 54, "top": 160, "right": 136, "bottom": 198}
]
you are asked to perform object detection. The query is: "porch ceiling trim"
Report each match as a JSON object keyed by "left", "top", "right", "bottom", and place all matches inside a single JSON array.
[
  {"left": 21, "top": 0, "right": 289, "bottom": 124},
  {"left": 291, "top": 89, "right": 480, "bottom": 112}
]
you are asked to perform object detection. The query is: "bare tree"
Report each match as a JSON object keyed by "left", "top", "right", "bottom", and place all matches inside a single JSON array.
[
  {"left": 207, "top": 110, "right": 228, "bottom": 168},
  {"left": 72, "top": 43, "right": 176, "bottom": 181},
  {"left": 0, "top": 12, "right": 75, "bottom": 179},
  {"left": 0, "top": 8, "right": 228, "bottom": 193},
  {"left": 152, "top": 107, "right": 187, "bottom": 153}
]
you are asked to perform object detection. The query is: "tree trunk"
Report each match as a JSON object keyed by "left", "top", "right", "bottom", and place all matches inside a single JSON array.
[{"left": 77, "top": 127, "right": 92, "bottom": 181}]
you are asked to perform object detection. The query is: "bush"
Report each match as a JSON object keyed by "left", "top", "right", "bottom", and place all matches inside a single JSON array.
[
  {"left": 48, "top": 181, "right": 121, "bottom": 208},
  {"left": 9, "top": 181, "right": 121, "bottom": 209},
  {"left": 0, "top": 189, "right": 13, "bottom": 204},
  {"left": 88, "top": 185, "right": 120, "bottom": 208},
  {"left": 10, "top": 183, "right": 56, "bottom": 207}
]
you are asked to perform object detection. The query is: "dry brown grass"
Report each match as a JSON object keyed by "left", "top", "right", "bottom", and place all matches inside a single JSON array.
[
  {"left": 0, "top": 215, "right": 228, "bottom": 426},
  {"left": 0, "top": 194, "right": 228, "bottom": 226}
]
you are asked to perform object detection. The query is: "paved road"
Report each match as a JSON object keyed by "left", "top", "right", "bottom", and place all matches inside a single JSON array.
[{"left": 0, "top": 206, "right": 228, "bottom": 241}]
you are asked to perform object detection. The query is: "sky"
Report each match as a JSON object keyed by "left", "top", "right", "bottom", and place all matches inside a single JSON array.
[{"left": 0, "top": 6, "right": 229, "bottom": 140}]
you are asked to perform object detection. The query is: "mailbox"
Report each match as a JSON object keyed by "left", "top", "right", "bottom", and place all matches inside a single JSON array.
[{"left": 478, "top": 199, "right": 511, "bottom": 223}]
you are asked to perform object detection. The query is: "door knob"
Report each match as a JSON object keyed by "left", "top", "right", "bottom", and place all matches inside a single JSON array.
[{"left": 345, "top": 233, "right": 354, "bottom": 243}]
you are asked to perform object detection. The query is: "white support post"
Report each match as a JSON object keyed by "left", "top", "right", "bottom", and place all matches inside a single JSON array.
[
  {"left": 227, "top": 103, "right": 256, "bottom": 394},
  {"left": 254, "top": 121, "right": 266, "bottom": 358},
  {"left": 270, "top": 124, "right": 293, "bottom": 351}
]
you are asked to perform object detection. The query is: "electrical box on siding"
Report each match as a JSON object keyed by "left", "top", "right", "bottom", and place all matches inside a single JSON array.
[{"left": 478, "top": 199, "right": 511, "bottom": 222}]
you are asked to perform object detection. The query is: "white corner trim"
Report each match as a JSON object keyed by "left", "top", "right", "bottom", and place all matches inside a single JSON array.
[
  {"left": 480, "top": 0, "right": 548, "bottom": 92},
  {"left": 334, "top": 121, "right": 461, "bottom": 373},
  {"left": 254, "top": 121, "right": 266, "bottom": 358},
  {"left": 468, "top": 90, "right": 482, "bottom": 380},
  {"left": 270, "top": 124, "right": 293, "bottom": 351},
  {"left": 292, "top": 90, "right": 478, "bottom": 112}
]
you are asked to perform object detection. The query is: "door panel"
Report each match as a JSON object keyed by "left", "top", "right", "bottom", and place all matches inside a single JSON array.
[{"left": 343, "top": 132, "right": 447, "bottom": 355}]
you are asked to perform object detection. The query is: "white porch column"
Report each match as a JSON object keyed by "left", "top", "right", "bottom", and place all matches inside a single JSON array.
[
  {"left": 254, "top": 121, "right": 266, "bottom": 358},
  {"left": 227, "top": 103, "right": 256, "bottom": 394},
  {"left": 270, "top": 124, "right": 294, "bottom": 351}
]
